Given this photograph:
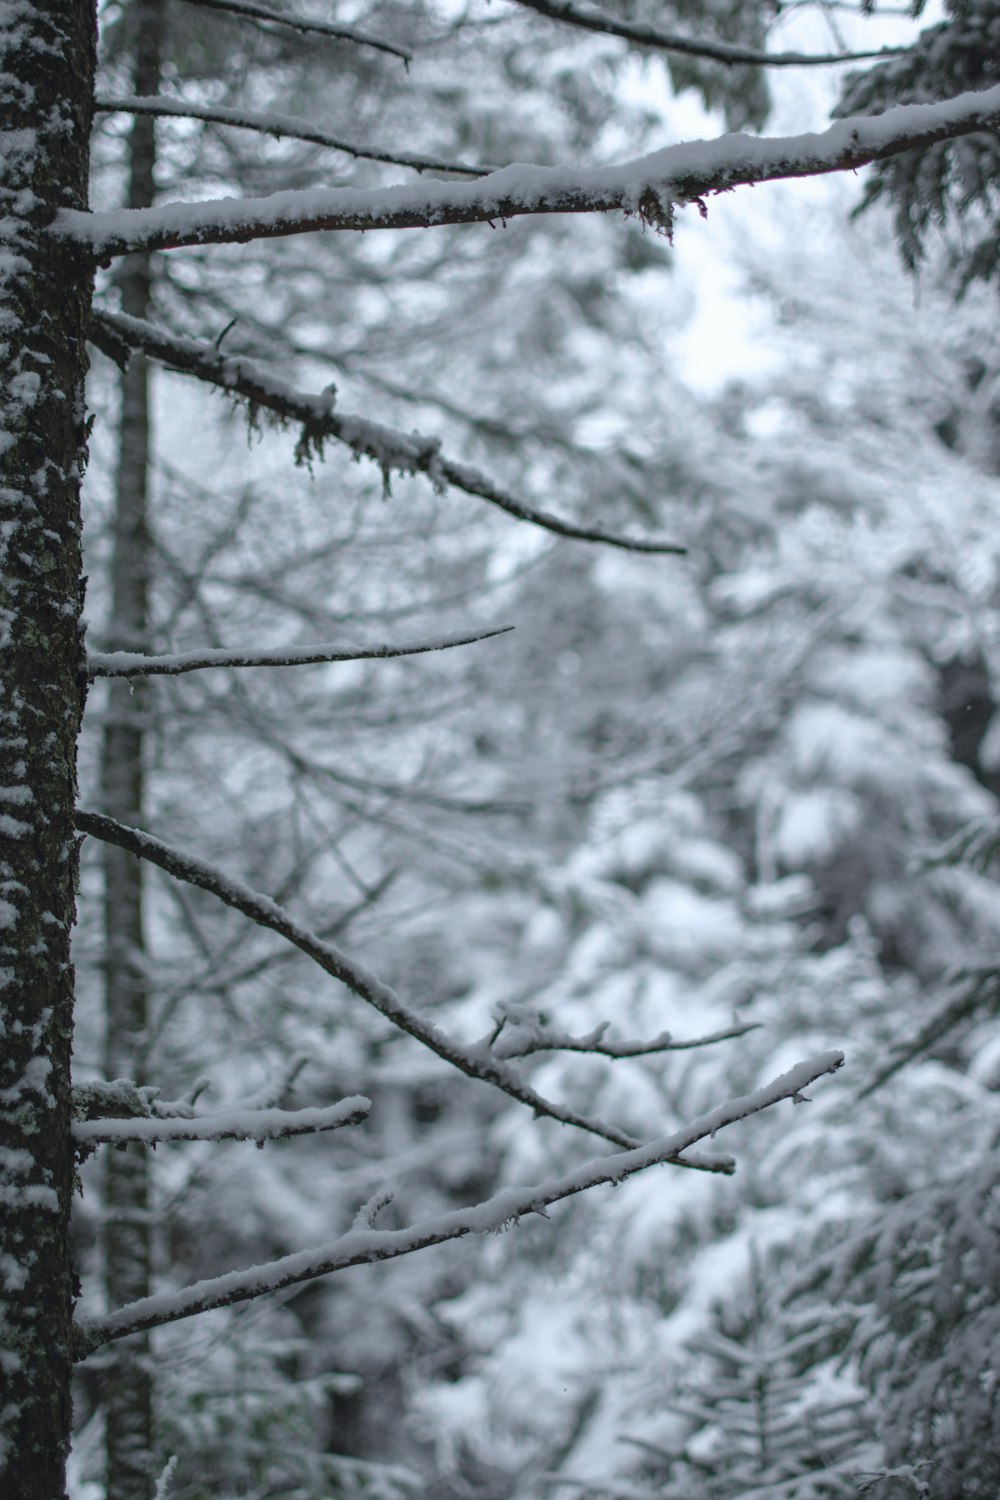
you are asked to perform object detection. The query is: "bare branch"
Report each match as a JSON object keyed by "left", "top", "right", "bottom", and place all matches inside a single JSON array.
[
  {"left": 507, "top": 0, "right": 905, "bottom": 67},
  {"left": 60, "top": 86, "right": 1000, "bottom": 258},
  {"left": 74, "top": 810, "right": 712, "bottom": 1156},
  {"left": 72, "top": 1097, "right": 371, "bottom": 1150},
  {"left": 95, "top": 96, "right": 486, "bottom": 178},
  {"left": 175, "top": 0, "right": 411, "bottom": 63},
  {"left": 90, "top": 309, "right": 685, "bottom": 555},
  {"left": 87, "top": 625, "right": 515, "bottom": 679},
  {"left": 73, "top": 1050, "right": 844, "bottom": 1356}
]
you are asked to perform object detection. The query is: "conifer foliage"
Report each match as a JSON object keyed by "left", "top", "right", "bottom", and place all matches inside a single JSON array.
[{"left": 2, "top": 2, "right": 1000, "bottom": 1496}]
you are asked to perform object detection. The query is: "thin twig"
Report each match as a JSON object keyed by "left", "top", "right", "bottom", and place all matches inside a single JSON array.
[
  {"left": 72, "top": 1098, "right": 370, "bottom": 1149},
  {"left": 87, "top": 625, "right": 514, "bottom": 678},
  {"left": 508, "top": 0, "right": 906, "bottom": 67},
  {"left": 95, "top": 96, "right": 485, "bottom": 177},
  {"left": 175, "top": 0, "right": 411, "bottom": 63}
]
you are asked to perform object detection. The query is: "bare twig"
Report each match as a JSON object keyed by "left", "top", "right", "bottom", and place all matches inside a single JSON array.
[
  {"left": 72, "top": 1050, "right": 844, "bottom": 1356},
  {"left": 75, "top": 809, "right": 724, "bottom": 1159},
  {"left": 87, "top": 625, "right": 514, "bottom": 678},
  {"left": 508, "top": 0, "right": 905, "bottom": 67},
  {"left": 89, "top": 310, "right": 685, "bottom": 555},
  {"left": 175, "top": 0, "right": 411, "bottom": 63},
  {"left": 95, "top": 96, "right": 485, "bottom": 178}
]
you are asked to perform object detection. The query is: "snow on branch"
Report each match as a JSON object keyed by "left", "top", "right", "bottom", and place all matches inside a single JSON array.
[
  {"left": 59, "top": 85, "right": 1000, "bottom": 258},
  {"left": 72, "top": 1050, "right": 844, "bottom": 1357},
  {"left": 95, "top": 96, "right": 486, "bottom": 178},
  {"left": 75, "top": 809, "right": 724, "bottom": 1161},
  {"left": 488, "top": 1003, "right": 761, "bottom": 1060},
  {"left": 176, "top": 0, "right": 410, "bottom": 63},
  {"left": 90, "top": 309, "right": 684, "bottom": 555},
  {"left": 508, "top": 0, "right": 905, "bottom": 67},
  {"left": 72, "top": 1097, "right": 371, "bottom": 1151},
  {"left": 87, "top": 625, "right": 514, "bottom": 679}
]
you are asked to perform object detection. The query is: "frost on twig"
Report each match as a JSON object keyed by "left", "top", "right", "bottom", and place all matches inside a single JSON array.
[
  {"left": 89, "top": 309, "right": 686, "bottom": 556},
  {"left": 72, "top": 1051, "right": 844, "bottom": 1358},
  {"left": 87, "top": 625, "right": 514, "bottom": 678},
  {"left": 72, "top": 1097, "right": 371, "bottom": 1156},
  {"left": 487, "top": 1000, "right": 760, "bottom": 1060},
  {"left": 352, "top": 1187, "right": 395, "bottom": 1231}
]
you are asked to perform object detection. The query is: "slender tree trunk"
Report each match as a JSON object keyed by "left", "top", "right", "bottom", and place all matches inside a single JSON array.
[
  {"left": 101, "top": 4, "right": 166, "bottom": 1496},
  {"left": 0, "top": 2, "right": 95, "bottom": 1495}
]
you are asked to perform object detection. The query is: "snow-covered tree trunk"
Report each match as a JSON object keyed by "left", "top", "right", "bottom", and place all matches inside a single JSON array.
[
  {"left": 0, "top": 1, "right": 95, "bottom": 1494},
  {"left": 100, "top": 4, "right": 164, "bottom": 1495}
]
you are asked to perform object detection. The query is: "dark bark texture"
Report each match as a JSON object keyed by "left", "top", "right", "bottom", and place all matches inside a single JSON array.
[{"left": 0, "top": 2, "right": 95, "bottom": 1495}]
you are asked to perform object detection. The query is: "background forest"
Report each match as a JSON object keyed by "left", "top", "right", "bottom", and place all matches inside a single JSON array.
[{"left": 64, "top": 1, "right": 1000, "bottom": 1497}]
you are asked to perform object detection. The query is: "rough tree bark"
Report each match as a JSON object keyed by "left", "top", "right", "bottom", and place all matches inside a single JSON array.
[
  {"left": 100, "top": 4, "right": 166, "bottom": 1496},
  {"left": 0, "top": 2, "right": 95, "bottom": 1495}
]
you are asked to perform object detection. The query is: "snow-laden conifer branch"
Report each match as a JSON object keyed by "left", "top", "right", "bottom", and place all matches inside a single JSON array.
[
  {"left": 76, "top": 810, "right": 724, "bottom": 1158},
  {"left": 508, "top": 0, "right": 905, "bottom": 67},
  {"left": 72, "top": 1097, "right": 370, "bottom": 1150},
  {"left": 87, "top": 625, "right": 514, "bottom": 678},
  {"left": 73, "top": 1050, "right": 844, "bottom": 1356},
  {"left": 176, "top": 0, "right": 411, "bottom": 62},
  {"left": 60, "top": 85, "right": 1000, "bottom": 258},
  {"left": 489, "top": 1008, "right": 761, "bottom": 1060},
  {"left": 90, "top": 309, "right": 684, "bottom": 555},
  {"left": 96, "top": 97, "right": 486, "bottom": 178}
]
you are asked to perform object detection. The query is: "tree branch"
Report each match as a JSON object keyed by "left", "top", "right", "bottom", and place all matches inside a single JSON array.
[
  {"left": 72, "top": 1097, "right": 370, "bottom": 1152},
  {"left": 72, "top": 1050, "right": 844, "bottom": 1357},
  {"left": 74, "top": 810, "right": 716, "bottom": 1157},
  {"left": 87, "top": 625, "right": 514, "bottom": 678},
  {"left": 175, "top": 0, "right": 411, "bottom": 63},
  {"left": 90, "top": 309, "right": 685, "bottom": 555},
  {"left": 507, "top": 0, "right": 905, "bottom": 67},
  {"left": 59, "top": 85, "right": 1000, "bottom": 257},
  {"left": 489, "top": 1011, "right": 762, "bottom": 1060},
  {"left": 95, "top": 96, "right": 485, "bottom": 178}
]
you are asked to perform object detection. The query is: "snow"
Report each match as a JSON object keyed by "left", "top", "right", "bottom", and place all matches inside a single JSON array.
[
  {"left": 58, "top": 85, "right": 1000, "bottom": 257},
  {"left": 72, "top": 1096, "right": 371, "bottom": 1146},
  {"left": 76, "top": 1051, "right": 843, "bottom": 1353}
]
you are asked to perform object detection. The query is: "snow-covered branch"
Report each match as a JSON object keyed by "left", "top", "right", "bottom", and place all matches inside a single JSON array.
[
  {"left": 72, "top": 1097, "right": 371, "bottom": 1150},
  {"left": 176, "top": 0, "right": 410, "bottom": 62},
  {"left": 95, "top": 96, "right": 485, "bottom": 178},
  {"left": 488, "top": 1007, "right": 761, "bottom": 1061},
  {"left": 509, "top": 0, "right": 904, "bottom": 67},
  {"left": 87, "top": 625, "right": 514, "bottom": 679},
  {"left": 90, "top": 309, "right": 684, "bottom": 555},
  {"left": 73, "top": 1050, "right": 844, "bottom": 1357},
  {"left": 60, "top": 86, "right": 1000, "bottom": 258},
  {"left": 75, "top": 810, "right": 721, "bottom": 1158}
]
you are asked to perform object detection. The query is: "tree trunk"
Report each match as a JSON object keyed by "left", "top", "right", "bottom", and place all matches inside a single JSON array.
[
  {"left": 101, "top": 4, "right": 166, "bottom": 1496},
  {"left": 0, "top": 2, "right": 95, "bottom": 1496}
]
